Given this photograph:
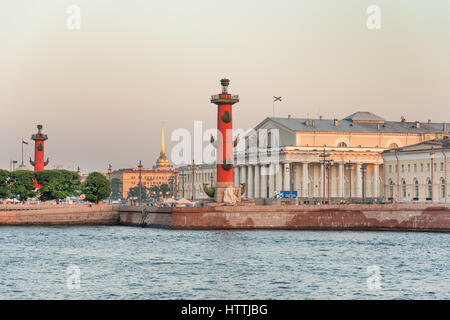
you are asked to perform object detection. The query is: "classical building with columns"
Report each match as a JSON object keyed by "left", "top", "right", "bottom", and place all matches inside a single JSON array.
[
  {"left": 178, "top": 163, "right": 216, "bottom": 201},
  {"left": 234, "top": 112, "right": 449, "bottom": 204},
  {"left": 382, "top": 138, "right": 449, "bottom": 203}
]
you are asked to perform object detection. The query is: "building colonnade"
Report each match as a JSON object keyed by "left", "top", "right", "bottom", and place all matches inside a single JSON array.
[{"left": 233, "top": 160, "right": 382, "bottom": 203}]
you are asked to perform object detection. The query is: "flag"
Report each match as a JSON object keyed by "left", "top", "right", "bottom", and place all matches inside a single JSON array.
[
  {"left": 22, "top": 139, "right": 28, "bottom": 145},
  {"left": 273, "top": 96, "right": 282, "bottom": 102}
]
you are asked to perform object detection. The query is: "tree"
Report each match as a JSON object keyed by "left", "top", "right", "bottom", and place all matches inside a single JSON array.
[
  {"left": 0, "top": 169, "right": 11, "bottom": 199},
  {"left": 35, "top": 170, "right": 81, "bottom": 204},
  {"left": 81, "top": 172, "right": 111, "bottom": 204},
  {"left": 149, "top": 185, "right": 160, "bottom": 199},
  {"left": 8, "top": 170, "right": 36, "bottom": 203},
  {"left": 127, "top": 183, "right": 148, "bottom": 200},
  {"left": 110, "top": 178, "right": 123, "bottom": 200},
  {"left": 160, "top": 183, "right": 170, "bottom": 197}
]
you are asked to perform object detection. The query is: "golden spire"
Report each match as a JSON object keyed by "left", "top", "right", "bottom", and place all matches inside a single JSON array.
[{"left": 161, "top": 121, "right": 165, "bottom": 154}]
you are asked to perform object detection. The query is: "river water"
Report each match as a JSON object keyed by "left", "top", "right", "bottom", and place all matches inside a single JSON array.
[{"left": 0, "top": 226, "right": 448, "bottom": 299}]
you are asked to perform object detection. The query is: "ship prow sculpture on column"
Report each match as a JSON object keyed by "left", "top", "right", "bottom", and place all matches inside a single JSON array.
[{"left": 206, "top": 78, "right": 244, "bottom": 204}]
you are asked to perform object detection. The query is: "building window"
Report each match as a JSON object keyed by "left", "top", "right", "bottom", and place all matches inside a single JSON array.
[
  {"left": 434, "top": 163, "right": 437, "bottom": 172},
  {"left": 389, "top": 180, "right": 394, "bottom": 200},
  {"left": 442, "top": 179, "right": 446, "bottom": 199},
  {"left": 402, "top": 180, "right": 406, "bottom": 198},
  {"left": 414, "top": 179, "right": 419, "bottom": 200},
  {"left": 421, "top": 163, "right": 424, "bottom": 172},
  {"left": 337, "top": 142, "right": 348, "bottom": 148},
  {"left": 427, "top": 179, "right": 432, "bottom": 200},
  {"left": 401, "top": 164, "right": 404, "bottom": 173},
  {"left": 441, "top": 162, "right": 444, "bottom": 172},
  {"left": 389, "top": 165, "right": 392, "bottom": 174},
  {"left": 427, "top": 163, "right": 430, "bottom": 172},
  {"left": 408, "top": 164, "right": 410, "bottom": 172},
  {"left": 395, "top": 165, "right": 398, "bottom": 173},
  {"left": 414, "top": 164, "right": 417, "bottom": 173},
  {"left": 389, "top": 143, "right": 399, "bottom": 149}
]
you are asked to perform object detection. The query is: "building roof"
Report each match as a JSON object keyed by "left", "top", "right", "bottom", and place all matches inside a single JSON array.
[
  {"left": 343, "top": 112, "right": 385, "bottom": 123},
  {"left": 265, "top": 112, "right": 449, "bottom": 134},
  {"left": 382, "top": 137, "right": 450, "bottom": 154},
  {"left": 112, "top": 168, "right": 177, "bottom": 174}
]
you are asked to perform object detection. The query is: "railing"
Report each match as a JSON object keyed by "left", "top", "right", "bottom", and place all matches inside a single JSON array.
[{"left": 211, "top": 94, "right": 239, "bottom": 100}]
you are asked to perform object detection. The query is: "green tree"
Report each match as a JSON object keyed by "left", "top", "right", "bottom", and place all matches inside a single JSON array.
[
  {"left": 110, "top": 178, "right": 123, "bottom": 200},
  {"left": 160, "top": 183, "right": 170, "bottom": 197},
  {"left": 127, "top": 183, "right": 148, "bottom": 200},
  {"left": 35, "top": 170, "right": 81, "bottom": 204},
  {"left": 9, "top": 170, "right": 36, "bottom": 203},
  {"left": 148, "top": 185, "right": 160, "bottom": 199},
  {"left": 81, "top": 172, "right": 111, "bottom": 203},
  {"left": 0, "top": 169, "right": 11, "bottom": 199}
]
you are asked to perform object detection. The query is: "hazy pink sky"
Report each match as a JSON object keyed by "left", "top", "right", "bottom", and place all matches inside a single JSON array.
[{"left": 1, "top": 0, "right": 449, "bottom": 172}]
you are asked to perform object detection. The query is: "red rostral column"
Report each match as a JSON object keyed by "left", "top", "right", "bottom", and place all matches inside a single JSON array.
[
  {"left": 211, "top": 79, "right": 239, "bottom": 189},
  {"left": 30, "top": 124, "right": 49, "bottom": 172}
]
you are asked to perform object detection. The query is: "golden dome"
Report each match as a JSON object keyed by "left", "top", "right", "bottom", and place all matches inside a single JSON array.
[{"left": 155, "top": 122, "right": 173, "bottom": 169}]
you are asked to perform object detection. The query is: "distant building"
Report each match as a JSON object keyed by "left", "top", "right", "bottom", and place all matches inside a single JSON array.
[
  {"left": 16, "top": 163, "right": 30, "bottom": 171},
  {"left": 381, "top": 138, "right": 449, "bottom": 203},
  {"left": 111, "top": 124, "right": 178, "bottom": 199},
  {"left": 235, "top": 112, "right": 449, "bottom": 203},
  {"left": 178, "top": 163, "right": 216, "bottom": 200}
]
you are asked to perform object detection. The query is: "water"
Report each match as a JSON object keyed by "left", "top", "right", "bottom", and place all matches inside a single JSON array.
[{"left": 0, "top": 226, "right": 448, "bottom": 299}]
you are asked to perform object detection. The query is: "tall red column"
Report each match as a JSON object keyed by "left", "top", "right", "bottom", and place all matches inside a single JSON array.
[
  {"left": 211, "top": 79, "right": 239, "bottom": 188},
  {"left": 30, "top": 124, "right": 49, "bottom": 172}
]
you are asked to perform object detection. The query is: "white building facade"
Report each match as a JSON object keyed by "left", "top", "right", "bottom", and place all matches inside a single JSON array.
[
  {"left": 381, "top": 138, "right": 449, "bottom": 203},
  {"left": 178, "top": 164, "right": 216, "bottom": 201},
  {"left": 233, "top": 112, "right": 449, "bottom": 204}
]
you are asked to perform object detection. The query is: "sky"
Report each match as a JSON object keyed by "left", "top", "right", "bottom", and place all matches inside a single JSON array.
[{"left": 1, "top": 0, "right": 449, "bottom": 172}]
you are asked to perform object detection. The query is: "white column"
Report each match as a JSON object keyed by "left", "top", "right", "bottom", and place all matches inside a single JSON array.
[
  {"left": 373, "top": 164, "right": 379, "bottom": 199},
  {"left": 268, "top": 163, "right": 275, "bottom": 197},
  {"left": 240, "top": 165, "right": 247, "bottom": 197},
  {"left": 247, "top": 165, "right": 254, "bottom": 198},
  {"left": 338, "top": 163, "right": 344, "bottom": 198},
  {"left": 234, "top": 166, "right": 239, "bottom": 188},
  {"left": 356, "top": 163, "right": 362, "bottom": 199},
  {"left": 275, "top": 163, "right": 282, "bottom": 192},
  {"left": 254, "top": 164, "right": 260, "bottom": 198},
  {"left": 283, "top": 163, "right": 290, "bottom": 191},
  {"left": 295, "top": 163, "right": 301, "bottom": 194},
  {"left": 302, "top": 162, "right": 308, "bottom": 198},
  {"left": 260, "top": 165, "right": 268, "bottom": 198}
]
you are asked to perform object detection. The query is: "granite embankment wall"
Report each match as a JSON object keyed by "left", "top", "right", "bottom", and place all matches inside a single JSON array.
[
  {"left": 1, "top": 204, "right": 450, "bottom": 231},
  {"left": 0, "top": 204, "right": 119, "bottom": 226},
  {"left": 118, "top": 206, "right": 172, "bottom": 228},
  {"left": 171, "top": 204, "right": 450, "bottom": 232},
  {"left": 0, "top": 205, "right": 172, "bottom": 227}
]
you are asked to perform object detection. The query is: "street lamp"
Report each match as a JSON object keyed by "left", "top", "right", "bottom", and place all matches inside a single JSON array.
[
  {"left": 319, "top": 149, "right": 333, "bottom": 204},
  {"left": 360, "top": 164, "right": 368, "bottom": 203},
  {"left": 344, "top": 162, "right": 353, "bottom": 203},
  {"left": 210, "top": 171, "right": 214, "bottom": 187},
  {"left": 180, "top": 172, "right": 186, "bottom": 198},
  {"left": 187, "top": 160, "right": 200, "bottom": 201},
  {"left": 137, "top": 160, "right": 143, "bottom": 206},
  {"left": 430, "top": 149, "right": 435, "bottom": 202},
  {"left": 107, "top": 164, "right": 112, "bottom": 204}
]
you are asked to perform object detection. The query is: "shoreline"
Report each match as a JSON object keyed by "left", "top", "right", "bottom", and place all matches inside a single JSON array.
[{"left": 1, "top": 203, "right": 449, "bottom": 232}]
